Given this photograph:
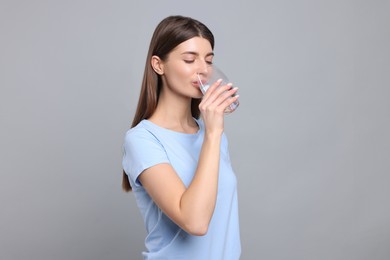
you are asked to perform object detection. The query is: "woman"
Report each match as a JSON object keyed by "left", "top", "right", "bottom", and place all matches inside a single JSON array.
[{"left": 122, "top": 15, "right": 241, "bottom": 259}]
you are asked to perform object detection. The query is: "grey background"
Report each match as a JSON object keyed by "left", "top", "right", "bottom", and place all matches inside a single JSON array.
[{"left": 1, "top": 0, "right": 389, "bottom": 259}]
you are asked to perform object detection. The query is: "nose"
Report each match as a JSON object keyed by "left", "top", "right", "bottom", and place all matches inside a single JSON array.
[{"left": 197, "top": 60, "right": 210, "bottom": 76}]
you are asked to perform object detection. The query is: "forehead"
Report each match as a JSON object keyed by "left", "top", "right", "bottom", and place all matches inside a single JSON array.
[{"left": 172, "top": 37, "right": 213, "bottom": 55}]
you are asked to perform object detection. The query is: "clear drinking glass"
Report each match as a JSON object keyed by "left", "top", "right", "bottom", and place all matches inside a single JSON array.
[{"left": 197, "top": 65, "right": 239, "bottom": 113}]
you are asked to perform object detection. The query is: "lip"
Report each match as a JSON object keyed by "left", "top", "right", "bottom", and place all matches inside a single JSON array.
[
  {"left": 192, "top": 81, "right": 203, "bottom": 90},
  {"left": 197, "top": 80, "right": 207, "bottom": 86},
  {"left": 195, "top": 75, "right": 207, "bottom": 86}
]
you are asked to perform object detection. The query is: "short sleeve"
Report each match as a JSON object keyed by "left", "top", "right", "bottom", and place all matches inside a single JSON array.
[{"left": 122, "top": 127, "right": 170, "bottom": 189}]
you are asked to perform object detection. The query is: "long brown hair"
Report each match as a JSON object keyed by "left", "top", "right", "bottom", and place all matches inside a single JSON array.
[{"left": 122, "top": 15, "right": 215, "bottom": 192}]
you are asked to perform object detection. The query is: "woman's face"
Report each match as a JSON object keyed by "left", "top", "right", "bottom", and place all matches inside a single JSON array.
[{"left": 160, "top": 36, "right": 214, "bottom": 99}]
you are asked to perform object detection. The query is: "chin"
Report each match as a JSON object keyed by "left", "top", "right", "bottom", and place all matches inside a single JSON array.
[{"left": 192, "top": 93, "right": 203, "bottom": 99}]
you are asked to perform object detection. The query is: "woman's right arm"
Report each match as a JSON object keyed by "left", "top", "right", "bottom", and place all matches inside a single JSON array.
[{"left": 138, "top": 82, "right": 239, "bottom": 236}]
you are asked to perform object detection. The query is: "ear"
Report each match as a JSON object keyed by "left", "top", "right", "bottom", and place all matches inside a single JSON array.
[{"left": 151, "top": 55, "right": 164, "bottom": 75}]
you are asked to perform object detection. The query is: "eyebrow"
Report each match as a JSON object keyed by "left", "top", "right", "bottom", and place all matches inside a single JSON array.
[{"left": 181, "top": 51, "right": 214, "bottom": 57}]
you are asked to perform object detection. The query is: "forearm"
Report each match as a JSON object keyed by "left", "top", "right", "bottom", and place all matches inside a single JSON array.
[{"left": 179, "top": 132, "right": 222, "bottom": 235}]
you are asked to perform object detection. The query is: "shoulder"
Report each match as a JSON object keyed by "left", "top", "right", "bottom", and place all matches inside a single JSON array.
[
  {"left": 124, "top": 121, "right": 159, "bottom": 144},
  {"left": 122, "top": 121, "right": 170, "bottom": 187},
  {"left": 123, "top": 120, "right": 167, "bottom": 156}
]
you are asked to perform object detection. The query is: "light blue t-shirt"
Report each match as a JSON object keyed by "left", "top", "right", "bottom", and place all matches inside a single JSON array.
[{"left": 122, "top": 119, "right": 241, "bottom": 260}]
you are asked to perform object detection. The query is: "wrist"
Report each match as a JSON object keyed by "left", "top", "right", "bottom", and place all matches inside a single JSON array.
[{"left": 204, "top": 129, "right": 223, "bottom": 140}]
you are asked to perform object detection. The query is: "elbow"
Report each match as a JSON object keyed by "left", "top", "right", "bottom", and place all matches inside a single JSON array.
[
  {"left": 190, "top": 226, "right": 208, "bottom": 236},
  {"left": 183, "top": 222, "right": 209, "bottom": 236}
]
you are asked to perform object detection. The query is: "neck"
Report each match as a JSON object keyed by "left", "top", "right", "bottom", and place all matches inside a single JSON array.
[{"left": 148, "top": 88, "right": 198, "bottom": 133}]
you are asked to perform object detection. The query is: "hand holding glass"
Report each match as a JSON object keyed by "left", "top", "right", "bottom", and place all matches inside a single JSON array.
[{"left": 197, "top": 65, "right": 239, "bottom": 114}]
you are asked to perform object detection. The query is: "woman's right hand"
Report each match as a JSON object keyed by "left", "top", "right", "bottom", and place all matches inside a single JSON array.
[{"left": 198, "top": 79, "right": 239, "bottom": 136}]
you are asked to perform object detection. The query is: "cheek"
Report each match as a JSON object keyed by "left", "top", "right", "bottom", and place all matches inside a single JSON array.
[
  {"left": 162, "top": 61, "right": 196, "bottom": 90},
  {"left": 168, "top": 65, "right": 192, "bottom": 82},
  {"left": 164, "top": 71, "right": 188, "bottom": 90},
  {"left": 176, "top": 64, "right": 192, "bottom": 76}
]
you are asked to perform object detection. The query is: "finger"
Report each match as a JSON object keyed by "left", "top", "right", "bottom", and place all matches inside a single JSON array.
[
  {"left": 203, "top": 83, "right": 233, "bottom": 105},
  {"left": 202, "top": 79, "right": 223, "bottom": 101},
  {"left": 199, "top": 86, "right": 238, "bottom": 115},
  {"left": 219, "top": 94, "right": 239, "bottom": 111},
  {"left": 213, "top": 87, "right": 239, "bottom": 107}
]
